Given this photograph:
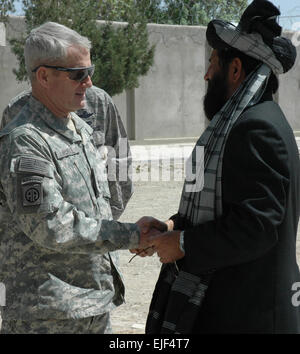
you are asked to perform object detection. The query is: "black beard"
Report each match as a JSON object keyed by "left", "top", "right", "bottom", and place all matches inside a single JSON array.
[{"left": 203, "top": 71, "right": 229, "bottom": 121}]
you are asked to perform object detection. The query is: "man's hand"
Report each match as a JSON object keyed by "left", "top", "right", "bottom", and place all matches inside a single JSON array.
[
  {"left": 128, "top": 246, "right": 156, "bottom": 263},
  {"left": 165, "top": 219, "right": 174, "bottom": 231},
  {"left": 136, "top": 216, "right": 168, "bottom": 234},
  {"left": 136, "top": 216, "right": 168, "bottom": 249},
  {"left": 150, "top": 230, "right": 185, "bottom": 264},
  {"left": 129, "top": 216, "right": 168, "bottom": 258}
]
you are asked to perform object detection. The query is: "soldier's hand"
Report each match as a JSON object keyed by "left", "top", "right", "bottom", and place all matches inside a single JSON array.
[
  {"left": 150, "top": 230, "right": 184, "bottom": 264},
  {"left": 136, "top": 216, "right": 167, "bottom": 238},
  {"left": 128, "top": 246, "right": 156, "bottom": 263}
]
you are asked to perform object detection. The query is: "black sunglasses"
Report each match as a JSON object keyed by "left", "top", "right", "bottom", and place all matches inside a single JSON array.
[{"left": 32, "top": 64, "right": 95, "bottom": 82}]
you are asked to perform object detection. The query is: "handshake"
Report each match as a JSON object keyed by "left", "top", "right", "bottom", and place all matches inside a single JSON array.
[{"left": 130, "top": 216, "right": 185, "bottom": 264}]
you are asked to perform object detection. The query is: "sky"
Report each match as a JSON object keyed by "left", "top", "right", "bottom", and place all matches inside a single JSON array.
[{"left": 13, "top": 0, "right": 300, "bottom": 31}]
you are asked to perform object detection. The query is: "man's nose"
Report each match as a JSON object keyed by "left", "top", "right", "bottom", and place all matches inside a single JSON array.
[
  {"left": 81, "top": 75, "right": 93, "bottom": 88},
  {"left": 204, "top": 66, "right": 212, "bottom": 81}
]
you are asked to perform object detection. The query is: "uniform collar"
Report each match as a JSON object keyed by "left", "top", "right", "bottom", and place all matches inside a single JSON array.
[{"left": 29, "top": 96, "right": 93, "bottom": 143}]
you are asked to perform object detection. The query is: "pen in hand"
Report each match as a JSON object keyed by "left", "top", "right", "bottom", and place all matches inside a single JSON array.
[{"left": 128, "top": 246, "right": 154, "bottom": 263}]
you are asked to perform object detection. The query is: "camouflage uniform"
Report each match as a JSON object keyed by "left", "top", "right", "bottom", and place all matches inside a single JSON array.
[
  {"left": 1, "top": 85, "right": 133, "bottom": 221},
  {"left": 1, "top": 313, "right": 111, "bottom": 334},
  {"left": 0, "top": 96, "right": 139, "bottom": 333}
]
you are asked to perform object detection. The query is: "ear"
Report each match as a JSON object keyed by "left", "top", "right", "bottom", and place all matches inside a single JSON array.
[
  {"left": 227, "top": 57, "right": 245, "bottom": 85},
  {"left": 35, "top": 67, "right": 51, "bottom": 89}
]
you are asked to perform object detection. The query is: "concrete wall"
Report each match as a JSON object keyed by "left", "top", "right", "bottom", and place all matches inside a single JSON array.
[
  {"left": 135, "top": 24, "right": 208, "bottom": 140},
  {"left": 0, "top": 22, "right": 5, "bottom": 46},
  {"left": 0, "top": 16, "right": 299, "bottom": 140},
  {"left": 0, "top": 17, "right": 31, "bottom": 119},
  {"left": 277, "top": 30, "right": 300, "bottom": 131}
]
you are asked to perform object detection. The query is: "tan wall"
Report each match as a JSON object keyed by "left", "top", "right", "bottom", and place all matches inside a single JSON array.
[{"left": 1, "top": 16, "right": 299, "bottom": 140}]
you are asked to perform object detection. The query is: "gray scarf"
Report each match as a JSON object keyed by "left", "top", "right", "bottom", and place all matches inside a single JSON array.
[{"left": 178, "top": 63, "right": 271, "bottom": 224}]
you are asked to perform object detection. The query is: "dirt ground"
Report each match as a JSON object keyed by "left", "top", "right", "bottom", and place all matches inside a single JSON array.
[
  {"left": 110, "top": 179, "right": 300, "bottom": 334},
  {"left": 110, "top": 180, "right": 183, "bottom": 334},
  {"left": 1, "top": 179, "right": 299, "bottom": 333}
]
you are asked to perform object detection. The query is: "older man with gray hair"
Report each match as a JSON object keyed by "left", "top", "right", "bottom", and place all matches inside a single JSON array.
[
  {"left": 0, "top": 22, "right": 163, "bottom": 334},
  {"left": 1, "top": 84, "right": 133, "bottom": 222}
]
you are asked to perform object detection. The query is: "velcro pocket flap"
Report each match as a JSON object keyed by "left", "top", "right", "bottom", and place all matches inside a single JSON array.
[
  {"left": 14, "top": 156, "right": 53, "bottom": 178},
  {"left": 55, "top": 147, "right": 79, "bottom": 160}
]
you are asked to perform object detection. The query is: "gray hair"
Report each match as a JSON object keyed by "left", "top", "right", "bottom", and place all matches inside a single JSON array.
[{"left": 25, "top": 22, "right": 91, "bottom": 81}]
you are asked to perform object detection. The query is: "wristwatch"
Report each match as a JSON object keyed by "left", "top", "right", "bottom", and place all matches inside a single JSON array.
[{"left": 179, "top": 230, "right": 185, "bottom": 253}]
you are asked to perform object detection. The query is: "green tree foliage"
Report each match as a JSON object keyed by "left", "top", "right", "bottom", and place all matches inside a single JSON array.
[
  {"left": 122, "top": 0, "right": 248, "bottom": 26},
  {"left": 9, "top": 0, "right": 155, "bottom": 96},
  {"left": 8, "top": 0, "right": 248, "bottom": 94},
  {"left": 97, "top": 0, "right": 156, "bottom": 93},
  {"left": 0, "top": 0, "right": 15, "bottom": 21},
  {"left": 99, "top": 0, "right": 164, "bottom": 23}
]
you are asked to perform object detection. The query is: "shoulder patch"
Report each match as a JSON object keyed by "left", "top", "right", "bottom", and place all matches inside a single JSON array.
[
  {"left": 17, "top": 157, "right": 52, "bottom": 178},
  {"left": 22, "top": 179, "right": 43, "bottom": 206}
]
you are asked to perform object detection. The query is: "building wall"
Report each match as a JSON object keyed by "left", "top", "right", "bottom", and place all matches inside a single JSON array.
[
  {"left": 0, "top": 16, "right": 299, "bottom": 140},
  {"left": 134, "top": 24, "right": 208, "bottom": 140},
  {"left": 277, "top": 30, "right": 300, "bottom": 131},
  {"left": 0, "top": 17, "right": 30, "bottom": 120}
]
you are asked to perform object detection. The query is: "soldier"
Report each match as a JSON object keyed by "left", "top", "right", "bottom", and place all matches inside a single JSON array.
[
  {"left": 1, "top": 85, "right": 132, "bottom": 222},
  {"left": 0, "top": 21, "right": 164, "bottom": 334}
]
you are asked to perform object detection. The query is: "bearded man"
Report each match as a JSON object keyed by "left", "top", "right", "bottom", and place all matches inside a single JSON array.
[{"left": 136, "top": 0, "right": 300, "bottom": 333}]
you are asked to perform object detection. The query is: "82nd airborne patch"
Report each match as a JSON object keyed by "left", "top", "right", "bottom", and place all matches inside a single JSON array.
[{"left": 21, "top": 177, "right": 43, "bottom": 207}]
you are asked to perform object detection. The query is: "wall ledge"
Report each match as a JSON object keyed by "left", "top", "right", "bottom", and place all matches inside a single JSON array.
[{"left": 0, "top": 22, "right": 5, "bottom": 46}]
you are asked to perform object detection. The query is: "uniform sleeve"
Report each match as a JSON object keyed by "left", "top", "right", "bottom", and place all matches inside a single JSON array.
[
  {"left": 1, "top": 106, "right": 9, "bottom": 130},
  {"left": 1, "top": 104, "right": 15, "bottom": 130},
  {"left": 1, "top": 92, "right": 31, "bottom": 130},
  {"left": 0, "top": 132, "right": 140, "bottom": 255},
  {"left": 182, "top": 117, "right": 290, "bottom": 273},
  {"left": 104, "top": 95, "right": 133, "bottom": 220}
]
